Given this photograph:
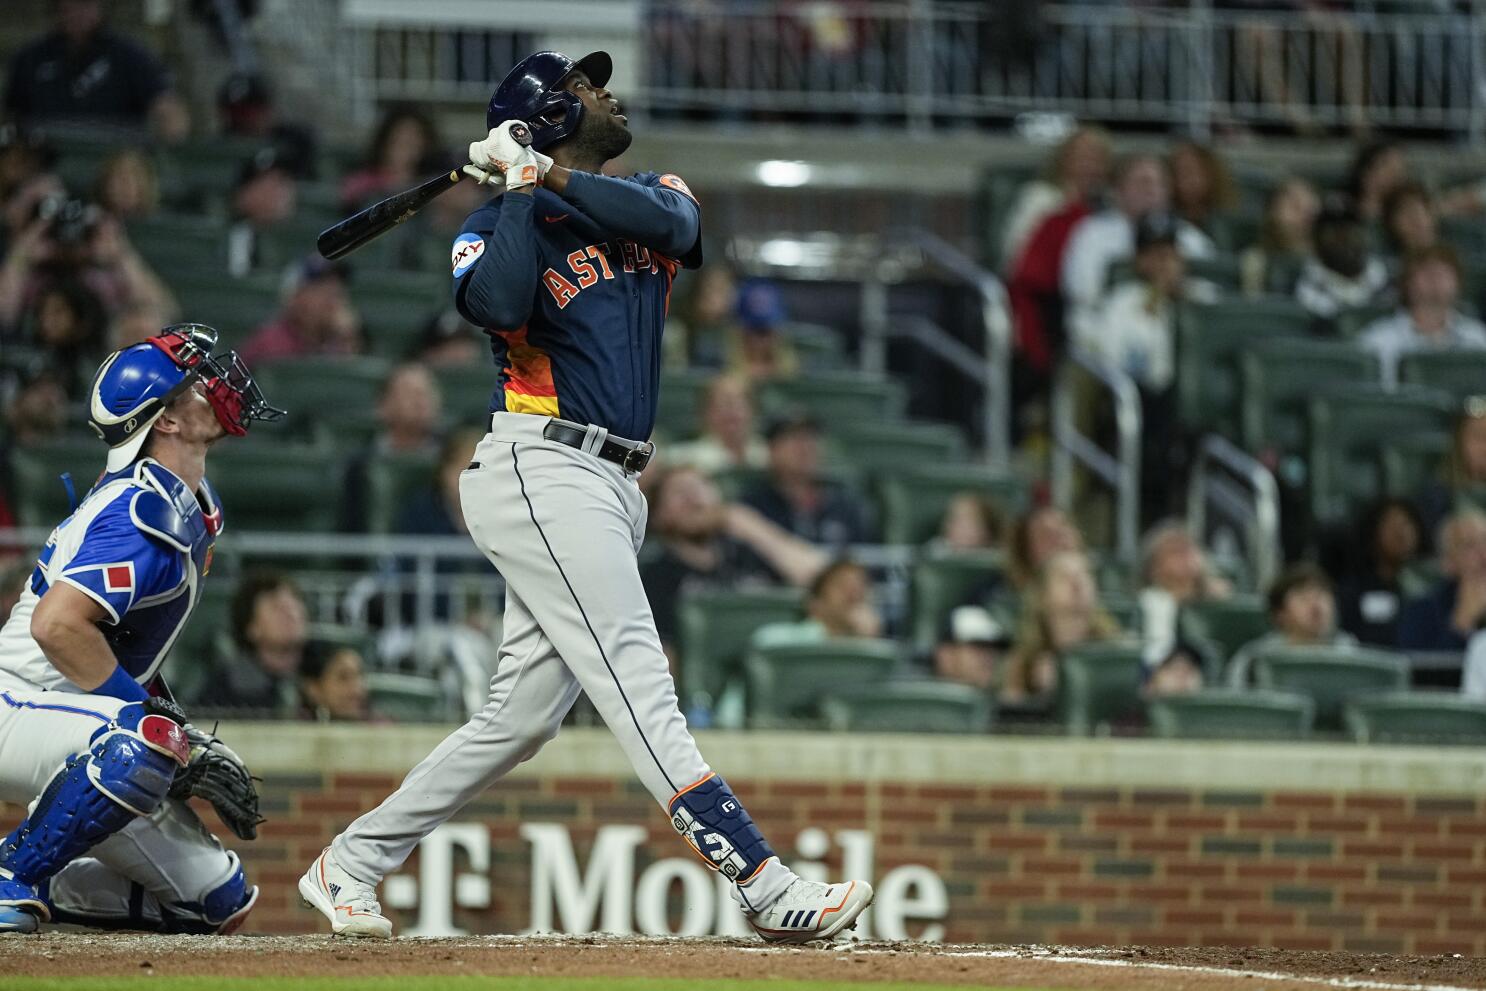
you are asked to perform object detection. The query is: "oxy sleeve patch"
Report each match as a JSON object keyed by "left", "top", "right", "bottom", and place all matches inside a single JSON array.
[{"left": 451, "top": 233, "right": 486, "bottom": 278}]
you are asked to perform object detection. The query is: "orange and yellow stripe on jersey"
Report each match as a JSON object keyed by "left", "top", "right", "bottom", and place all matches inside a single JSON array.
[{"left": 496, "top": 326, "right": 559, "bottom": 417}]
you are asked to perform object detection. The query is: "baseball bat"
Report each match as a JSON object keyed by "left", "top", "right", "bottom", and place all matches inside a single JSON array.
[{"left": 316, "top": 168, "right": 467, "bottom": 261}]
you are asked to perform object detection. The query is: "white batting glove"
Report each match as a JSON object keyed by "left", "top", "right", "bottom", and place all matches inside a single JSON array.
[{"left": 468, "top": 120, "right": 552, "bottom": 191}]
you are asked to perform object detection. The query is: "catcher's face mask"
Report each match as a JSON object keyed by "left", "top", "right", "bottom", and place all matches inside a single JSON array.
[{"left": 148, "top": 324, "right": 285, "bottom": 436}]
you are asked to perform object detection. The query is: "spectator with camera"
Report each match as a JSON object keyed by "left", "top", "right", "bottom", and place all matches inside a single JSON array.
[{"left": 0, "top": 190, "right": 175, "bottom": 330}]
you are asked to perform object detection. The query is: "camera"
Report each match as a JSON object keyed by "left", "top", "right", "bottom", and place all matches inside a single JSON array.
[{"left": 31, "top": 194, "right": 101, "bottom": 248}]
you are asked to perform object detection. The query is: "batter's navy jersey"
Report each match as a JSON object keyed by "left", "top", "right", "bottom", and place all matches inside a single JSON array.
[
  {"left": 451, "top": 169, "right": 702, "bottom": 441},
  {"left": 0, "top": 459, "right": 221, "bottom": 692}
]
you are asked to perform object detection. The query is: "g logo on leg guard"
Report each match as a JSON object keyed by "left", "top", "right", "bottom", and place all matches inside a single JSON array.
[{"left": 667, "top": 773, "right": 776, "bottom": 885}]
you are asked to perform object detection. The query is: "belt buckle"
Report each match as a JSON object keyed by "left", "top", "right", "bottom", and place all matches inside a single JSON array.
[{"left": 623, "top": 441, "right": 654, "bottom": 473}]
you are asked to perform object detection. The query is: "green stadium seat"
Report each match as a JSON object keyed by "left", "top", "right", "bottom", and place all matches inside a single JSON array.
[
  {"left": 1055, "top": 641, "right": 1145, "bottom": 736},
  {"left": 1397, "top": 350, "right": 1486, "bottom": 403},
  {"left": 171, "top": 274, "right": 280, "bottom": 343},
  {"left": 878, "top": 465, "right": 1028, "bottom": 545},
  {"left": 256, "top": 356, "right": 391, "bottom": 441},
  {"left": 366, "top": 672, "right": 451, "bottom": 722},
  {"left": 164, "top": 137, "right": 272, "bottom": 201},
  {"left": 1380, "top": 433, "right": 1453, "bottom": 506},
  {"left": 207, "top": 444, "right": 340, "bottom": 532},
  {"left": 365, "top": 452, "right": 439, "bottom": 533},
  {"left": 7, "top": 441, "right": 109, "bottom": 527},
  {"left": 166, "top": 581, "right": 237, "bottom": 706},
  {"left": 350, "top": 272, "right": 446, "bottom": 357},
  {"left": 828, "top": 419, "right": 967, "bottom": 476},
  {"left": 908, "top": 549, "right": 1005, "bottom": 655},
  {"left": 1344, "top": 692, "right": 1486, "bottom": 745},
  {"left": 128, "top": 215, "right": 230, "bottom": 276},
  {"left": 744, "top": 639, "right": 900, "bottom": 728},
  {"left": 1307, "top": 386, "right": 1455, "bottom": 527},
  {"left": 1177, "top": 298, "right": 1313, "bottom": 436},
  {"left": 1251, "top": 646, "right": 1410, "bottom": 730},
  {"left": 1332, "top": 304, "right": 1397, "bottom": 340},
  {"left": 654, "top": 369, "right": 716, "bottom": 441},
  {"left": 678, "top": 586, "right": 805, "bottom": 713},
  {"left": 821, "top": 680, "right": 993, "bottom": 733},
  {"left": 1240, "top": 340, "right": 1380, "bottom": 454},
  {"left": 758, "top": 372, "right": 907, "bottom": 424},
  {"left": 1147, "top": 689, "right": 1315, "bottom": 741},
  {"left": 1179, "top": 595, "right": 1271, "bottom": 670},
  {"left": 781, "top": 321, "right": 845, "bottom": 371},
  {"left": 433, "top": 364, "right": 500, "bottom": 426}
]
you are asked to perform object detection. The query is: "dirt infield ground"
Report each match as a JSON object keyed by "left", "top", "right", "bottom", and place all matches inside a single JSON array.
[{"left": 2, "top": 934, "right": 1484, "bottom": 991}]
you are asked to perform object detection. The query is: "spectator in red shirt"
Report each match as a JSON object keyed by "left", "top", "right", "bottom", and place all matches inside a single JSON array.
[{"left": 240, "top": 256, "right": 363, "bottom": 365}]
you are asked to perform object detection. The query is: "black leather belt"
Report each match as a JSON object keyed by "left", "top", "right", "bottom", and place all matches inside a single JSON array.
[{"left": 541, "top": 418, "right": 655, "bottom": 473}]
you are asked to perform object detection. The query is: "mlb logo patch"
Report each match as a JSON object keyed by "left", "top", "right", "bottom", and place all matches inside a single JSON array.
[{"left": 102, "top": 563, "right": 135, "bottom": 594}]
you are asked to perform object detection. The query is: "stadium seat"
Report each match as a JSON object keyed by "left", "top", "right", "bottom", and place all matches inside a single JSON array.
[
  {"left": 678, "top": 586, "right": 805, "bottom": 714},
  {"left": 7, "top": 440, "right": 108, "bottom": 528},
  {"left": 758, "top": 372, "right": 907, "bottom": 424},
  {"left": 1146, "top": 689, "right": 1315, "bottom": 741},
  {"left": 828, "top": 419, "right": 967, "bottom": 476},
  {"left": 654, "top": 368, "right": 716, "bottom": 441},
  {"left": 128, "top": 215, "right": 230, "bottom": 276},
  {"left": 1250, "top": 646, "right": 1410, "bottom": 730},
  {"left": 365, "top": 671, "right": 451, "bottom": 722},
  {"left": 1397, "top": 350, "right": 1486, "bottom": 403},
  {"left": 172, "top": 274, "right": 281, "bottom": 343},
  {"left": 1307, "top": 385, "right": 1455, "bottom": 527},
  {"left": 256, "top": 356, "right": 391, "bottom": 442},
  {"left": 167, "top": 580, "right": 237, "bottom": 705},
  {"left": 908, "top": 549, "right": 1005, "bottom": 655},
  {"left": 350, "top": 272, "right": 446, "bottom": 358},
  {"left": 432, "top": 364, "right": 501, "bottom": 427},
  {"left": 878, "top": 465, "right": 1028, "bottom": 545},
  {"left": 1240, "top": 340, "right": 1380, "bottom": 454},
  {"left": 744, "top": 639, "right": 901, "bottom": 728},
  {"left": 1177, "top": 298, "right": 1313, "bottom": 437},
  {"left": 364, "top": 452, "right": 439, "bottom": 533},
  {"left": 1179, "top": 596, "right": 1271, "bottom": 673},
  {"left": 208, "top": 444, "right": 341, "bottom": 532},
  {"left": 781, "top": 321, "right": 846, "bottom": 370},
  {"left": 1055, "top": 641, "right": 1145, "bottom": 736},
  {"left": 1344, "top": 692, "right": 1486, "bottom": 745},
  {"left": 1380, "top": 433, "right": 1453, "bottom": 506},
  {"left": 821, "top": 680, "right": 993, "bottom": 733},
  {"left": 1332, "top": 304, "right": 1396, "bottom": 340}
]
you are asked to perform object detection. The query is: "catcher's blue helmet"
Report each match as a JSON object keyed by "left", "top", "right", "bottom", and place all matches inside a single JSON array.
[
  {"left": 486, "top": 50, "right": 612, "bottom": 151},
  {"left": 88, "top": 324, "right": 283, "bottom": 473}
]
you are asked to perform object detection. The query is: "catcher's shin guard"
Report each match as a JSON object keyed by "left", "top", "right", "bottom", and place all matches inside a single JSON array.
[
  {"left": 667, "top": 774, "right": 778, "bottom": 886},
  {"left": 0, "top": 704, "right": 188, "bottom": 889}
]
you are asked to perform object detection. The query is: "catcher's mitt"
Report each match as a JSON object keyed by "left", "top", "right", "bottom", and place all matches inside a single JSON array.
[{"left": 169, "top": 725, "right": 264, "bottom": 841}]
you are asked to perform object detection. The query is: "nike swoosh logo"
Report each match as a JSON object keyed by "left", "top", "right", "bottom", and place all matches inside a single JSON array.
[{"left": 543, "top": 214, "right": 569, "bottom": 224}]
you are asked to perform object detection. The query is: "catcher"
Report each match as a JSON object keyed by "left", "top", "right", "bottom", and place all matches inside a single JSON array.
[{"left": 0, "top": 325, "right": 278, "bottom": 933}]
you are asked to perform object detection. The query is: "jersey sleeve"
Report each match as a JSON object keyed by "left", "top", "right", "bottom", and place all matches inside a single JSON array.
[
  {"left": 453, "top": 195, "right": 543, "bottom": 331},
  {"left": 57, "top": 495, "right": 184, "bottom": 625},
  {"left": 559, "top": 171, "right": 703, "bottom": 268}
]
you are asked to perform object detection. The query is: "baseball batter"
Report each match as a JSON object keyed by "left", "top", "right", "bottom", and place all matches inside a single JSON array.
[
  {"left": 0, "top": 325, "right": 280, "bottom": 934},
  {"left": 301, "top": 50, "right": 873, "bottom": 942}
]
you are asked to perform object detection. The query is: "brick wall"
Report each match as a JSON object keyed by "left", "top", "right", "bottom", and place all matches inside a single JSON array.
[{"left": 8, "top": 771, "right": 1478, "bottom": 952}]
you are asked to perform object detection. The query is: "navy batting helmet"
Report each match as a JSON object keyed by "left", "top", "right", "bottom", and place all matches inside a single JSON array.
[{"left": 486, "top": 50, "right": 612, "bottom": 151}]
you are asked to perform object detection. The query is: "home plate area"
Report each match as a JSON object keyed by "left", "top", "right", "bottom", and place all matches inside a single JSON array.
[{"left": 4, "top": 934, "right": 1485, "bottom": 991}]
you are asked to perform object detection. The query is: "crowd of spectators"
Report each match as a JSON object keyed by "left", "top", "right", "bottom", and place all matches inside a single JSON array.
[{"left": 3, "top": 3, "right": 1486, "bottom": 732}]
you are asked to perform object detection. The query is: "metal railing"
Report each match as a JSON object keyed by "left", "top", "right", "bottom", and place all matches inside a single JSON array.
[
  {"left": 1051, "top": 350, "right": 1143, "bottom": 566},
  {"left": 728, "top": 230, "right": 1012, "bottom": 462},
  {"left": 338, "top": 2, "right": 1486, "bottom": 143},
  {"left": 1185, "top": 434, "right": 1283, "bottom": 592}
]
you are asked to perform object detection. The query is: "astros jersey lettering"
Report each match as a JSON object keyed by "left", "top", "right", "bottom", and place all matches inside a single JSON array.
[{"left": 450, "top": 170, "right": 701, "bottom": 440}]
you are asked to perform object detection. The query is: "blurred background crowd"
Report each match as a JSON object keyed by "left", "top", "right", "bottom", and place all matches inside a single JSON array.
[{"left": 4, "top": 0, "right": 1486, "bottom": 744}]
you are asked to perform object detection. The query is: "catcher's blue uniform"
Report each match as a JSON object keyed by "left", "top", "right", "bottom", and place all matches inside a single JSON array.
[{"left": 450, "top": 170, "right": 702, "bottom": 440}]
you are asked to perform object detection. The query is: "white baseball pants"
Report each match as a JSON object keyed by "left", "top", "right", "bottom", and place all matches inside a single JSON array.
[
  {"left": 332, "top": 413, "right": 794, "bottom": 911},
  {"left": 0, "top": 685, "right": 240, "bottom": 923}
]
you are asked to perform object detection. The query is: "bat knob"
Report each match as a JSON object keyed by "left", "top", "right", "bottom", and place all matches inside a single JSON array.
[{"left": 509, "top": 122, "right": 533, "bottom": 148}]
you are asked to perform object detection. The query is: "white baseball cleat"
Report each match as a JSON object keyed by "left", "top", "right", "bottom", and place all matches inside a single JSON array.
[
  {"left": 746, "top": 878, "right": 874, "bottom": 944},
  {"left": 298, "top": 847, "right": 393, "bottom": 939}
]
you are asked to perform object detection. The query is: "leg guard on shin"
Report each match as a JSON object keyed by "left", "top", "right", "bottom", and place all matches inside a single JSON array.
[
  {"left": 667, "top": 773, "right": 777, "bottom": 885},
  {"left": 0, "top": 705, "right": 188, "bottom": 889},
  {"left": 159, "top": 852, "right": 259, "bottom": 935}
]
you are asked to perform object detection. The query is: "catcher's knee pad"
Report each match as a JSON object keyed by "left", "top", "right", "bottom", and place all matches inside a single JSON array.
[
  {"left": 667, "top": 773, "right": 776, "bottom": 885},
  {"left": 0, "top": 707, "right": 189, "bottom": 885},
  {"left": 160, "top": 851, "right": 258, "bottom": 934}
]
